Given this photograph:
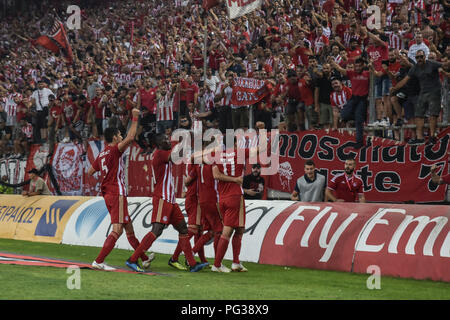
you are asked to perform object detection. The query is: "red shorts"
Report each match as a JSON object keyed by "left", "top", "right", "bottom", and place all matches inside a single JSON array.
[
  {"left": 185, "top": 197, "right": 201, "bottom": 226},
  {"left": 218, "top": 195, "right": 245, "bottom": 228},
  {"left": 152, "top": 197, "right": 185, "bottom": 226},
  {"left": 199, "top": 201, "right": 223, "bottom": 233},
  {"left": 104, "top": 194, "right": 130, "bottom": 224}
]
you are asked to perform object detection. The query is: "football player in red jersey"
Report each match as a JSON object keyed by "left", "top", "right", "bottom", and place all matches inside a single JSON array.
[
  {"left": 210, "top": 136, "right": 250, "bottom": 273},
  {"left": 125, "top": 133, "right": 209, "bottom": 272},
  {"left": 88, "top": 108, "right": 154, "bottom": 271},
  {"left": 168, "top": 162, "right": 204, "bottom": 270}
]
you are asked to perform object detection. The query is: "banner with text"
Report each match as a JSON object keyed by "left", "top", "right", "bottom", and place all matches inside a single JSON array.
[
  {"left": 61, "top": 197, "right": 450, "bottom": 282},
  {"left": 0, "top": 195, "right": 89, "bottom": 243},
  {"left": 259, "top": 202, "right": 450, "bottom": 282},
  {"left": 231, "top": 77, "right": 268, "bottom": 106},
  {"left": 268, "top": 128, "right": 450, "bottom": 203}
]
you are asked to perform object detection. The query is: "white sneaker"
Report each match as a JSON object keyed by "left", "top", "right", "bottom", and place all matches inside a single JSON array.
[
  {"left": 231, "top": 262, "right": 248, "bottom": 272},
  {"left": 142, "top": 252, "right": 155, "bottom": 269},
  {"left": 211, "top": 264, "right": 231, "bottom": 273},
  {"left": 368, "top": 120, "right": 379, "bottom": 127},
  {"left": 91, "top": 260, "right": 116, "bottom": 271}
]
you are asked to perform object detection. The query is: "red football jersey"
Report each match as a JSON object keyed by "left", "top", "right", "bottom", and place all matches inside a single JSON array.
[
  {"left": 196, "top": 163, "right": 219, "bottom": 204},
  {"left": 151, "top": 148, "right": 176, "bottom": 203},
  {"left": 215, "top": 148, "right": 249, "bottom": 200},
  {"left": 327, "top": 172, "right": 364, "bottom": 202},
  {"left": 185, "top": 163, "right": 198, "bottom": 202},
  {"left": 92, "top": 144, "right": 127, "bottom": 196}
]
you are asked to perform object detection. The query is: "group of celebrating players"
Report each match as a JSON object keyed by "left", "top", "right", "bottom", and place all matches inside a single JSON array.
[{"left": 88, "top": 107, "right": 250, "bottom": 273}]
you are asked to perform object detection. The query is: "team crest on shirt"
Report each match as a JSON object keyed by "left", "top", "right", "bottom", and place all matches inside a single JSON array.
[{"left": 163, "top": 216, "right": 168, "bottom": 222}]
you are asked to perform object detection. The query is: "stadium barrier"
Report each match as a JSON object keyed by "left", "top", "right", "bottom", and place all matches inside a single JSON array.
[
  {"left": 1, "top": 195, "right": 448, "bottom": 282},
  {"left": 60, "top": 197, "right": 450, "bottom": 282},
  {"left": 0, "top": 195, "right": 93, "bottom": 243}
]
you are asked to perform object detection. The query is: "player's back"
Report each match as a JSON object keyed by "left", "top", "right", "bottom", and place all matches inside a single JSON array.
[
  {"left": 94, "top": 144, "right": 126, "bottom": 196},
  {"left": 216, "top": 148, "right": 247, "bottom": 199},
  {"left": 151, "top": 148, "right": 176, "bottom": 203},
  {"left": 185, "top": 163, "right": 198, "bottom": 202},
  {"left": 197, "top": 163, "right": 218, "bottom": 204}
]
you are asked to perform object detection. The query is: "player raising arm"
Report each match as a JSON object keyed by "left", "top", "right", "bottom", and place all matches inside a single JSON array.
[{"left": 88, "top": 108, "right": 154, "bottom": 271}]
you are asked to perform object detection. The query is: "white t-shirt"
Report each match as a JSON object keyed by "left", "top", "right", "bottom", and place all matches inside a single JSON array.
[
  {"left": 204, "top": 75, "right": 220, "bottom": 93},
  {"left": 31, "top": 88, "right": 54, "bottom": 111}
]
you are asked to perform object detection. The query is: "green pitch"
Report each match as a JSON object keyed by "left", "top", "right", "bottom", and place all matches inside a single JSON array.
[{"left": 0, "top": 238, "right": 448, "bottom": 300}]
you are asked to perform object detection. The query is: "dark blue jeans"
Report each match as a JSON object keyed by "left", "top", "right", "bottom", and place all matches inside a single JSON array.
[{"left": 341, "top": 95, "right": 368, "bottom": 143}]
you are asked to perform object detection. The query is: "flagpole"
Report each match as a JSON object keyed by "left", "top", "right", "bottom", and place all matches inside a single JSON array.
[{"left": 202, "top": 12, "right": 208, "bottom": 113}]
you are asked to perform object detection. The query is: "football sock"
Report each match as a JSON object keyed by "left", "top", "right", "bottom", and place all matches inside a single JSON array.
[
  {"left": 95, "top": 231, "right": 119, "bottom": 264},
  {"left": 130, "top": 232, "right": 156, "bottom": 263},
  {"left": 213, "top": 232, "right": 221, "bottom": 253},
  {"left": 232, "top": 233, "right": 243, "bottom": 264},
  {"left": 214, "top": 234, "right": 230, "bottom": 268},
  {"left": 192, "top": 231, "right": 213, "bottom": 263},
  {"left": 178, "top": 233, "right": 197, "bottom": 267},
  {"left": 126, "top": 232, "right": 149, "bottom": 261},
  {"left": 172, "top": 226, "right": 196, "bottom": 261}
]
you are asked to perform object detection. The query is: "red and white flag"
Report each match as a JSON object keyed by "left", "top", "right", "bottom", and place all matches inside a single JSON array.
[
  {"left": 226, "top": 0, "right": 262, "bottom": 19},
  {"left": 48, "top": 19, "right": 74, "bottom": 64}
]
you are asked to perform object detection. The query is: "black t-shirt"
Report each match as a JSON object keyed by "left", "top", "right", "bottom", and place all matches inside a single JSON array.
[
  {"left": 242, "top": 174, "right": 265, "bottom": 200},
  {"left": 396, "top": 66, "right": 420, "bottom": 97},
  {"left": 314, "top": 75, "right": 333, "bottom": 104},
  {"left": 408, "top": 60, "right": 442, "bottom": 93}
]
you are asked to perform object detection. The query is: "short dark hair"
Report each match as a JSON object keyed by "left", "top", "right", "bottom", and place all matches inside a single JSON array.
[
  {"left": 345, "top": 155, "right": 356, "bottom": 162},
  {"left": 305, "top": 160, "right": 315, "bottom": 167},
  {"left": 104, "top": 127, "right": 119, "bottom": 143},
  {"left": 151, "top": 132, "right": 167, "bottom": 148}
]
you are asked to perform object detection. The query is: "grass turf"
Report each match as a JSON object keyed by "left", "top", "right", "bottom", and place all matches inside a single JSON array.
[{"left": 0, "top": 238, "right": 449, "bottom": 300}]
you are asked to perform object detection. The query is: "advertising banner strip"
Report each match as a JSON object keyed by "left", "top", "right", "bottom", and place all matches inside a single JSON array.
[
  {"left": 0, "top": 195, "right": 92, "bottom": 243},
  {"left": 61, "top": 197, "right": 450, "bottom": 282},
  {"left": 259, "top": 202, "right": 450, "bottom": 282}
]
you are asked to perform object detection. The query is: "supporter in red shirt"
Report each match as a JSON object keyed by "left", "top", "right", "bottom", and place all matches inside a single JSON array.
[
  {"left": 137, "top": 78, "right": 158, "bottom": 131},
  {"left": 299, "top": 73, "right": 317, "bottom": 129},
  {"left": 326, "top": 157, "right": 366, "bottom": 203}
]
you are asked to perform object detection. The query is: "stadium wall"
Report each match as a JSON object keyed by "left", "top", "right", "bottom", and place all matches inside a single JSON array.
[{"left": 1, "top": 195, "right": 449, "bottom": 282}]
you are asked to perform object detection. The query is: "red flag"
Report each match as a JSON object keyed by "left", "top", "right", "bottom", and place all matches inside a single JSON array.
[
  {"left": 202, "top": 0, "right": 220, "bottom": 10},
  {"left": 32, "top": 35, "right": 60, "bottom": 54},
  {"left": 48, "top": 20, "right": 74, "bottom": 64}
]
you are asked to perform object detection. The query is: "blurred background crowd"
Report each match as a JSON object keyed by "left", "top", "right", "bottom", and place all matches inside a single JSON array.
[{"left": 0, "top": 0, "right": 449, "bottom": 160}]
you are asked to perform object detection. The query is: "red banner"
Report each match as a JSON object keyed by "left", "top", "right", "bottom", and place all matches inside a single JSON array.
[
  {"left": 259, "top": 202, "right": 450, "bottom": 282},
  {"left": 231, "top": 77, "right": 268, "bottom": 106},
  {"left": 50, "top": 142, "right": 84, "bottom": 195},
  {"left": 267, "top": 128, "right": 450, "bottom": 203}
]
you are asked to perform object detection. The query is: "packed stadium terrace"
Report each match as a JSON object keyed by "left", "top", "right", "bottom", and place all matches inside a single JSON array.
[{"left": 0, "top": 0, "right": 449, "bottom": 162}]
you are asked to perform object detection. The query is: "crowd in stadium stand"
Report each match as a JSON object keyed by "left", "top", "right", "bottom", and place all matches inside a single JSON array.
[{"left": 0, "top": 0, "right": 449, "bottom": 160}]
